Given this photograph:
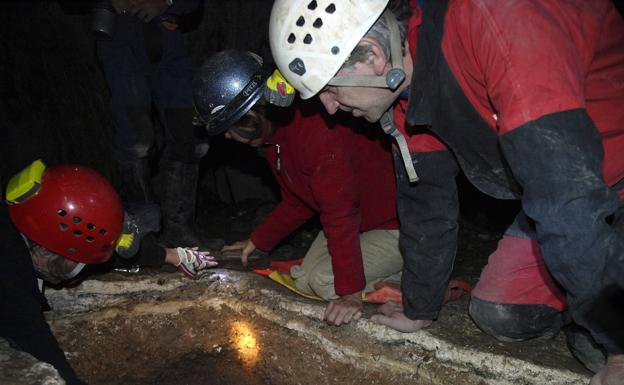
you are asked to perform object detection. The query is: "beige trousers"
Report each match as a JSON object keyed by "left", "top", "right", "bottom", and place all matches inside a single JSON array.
[{"left": 290, "top": 229, "right": 402, "bottom": 300}]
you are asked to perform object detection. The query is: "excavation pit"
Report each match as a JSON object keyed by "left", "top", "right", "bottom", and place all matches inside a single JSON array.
[{"left": 5, "top": 269, "right": 592, "bottom": 385}]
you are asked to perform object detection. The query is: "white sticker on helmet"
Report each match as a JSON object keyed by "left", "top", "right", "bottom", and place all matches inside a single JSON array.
[{"left": 211, "top": 105, "right": 225, "bottom": 115}]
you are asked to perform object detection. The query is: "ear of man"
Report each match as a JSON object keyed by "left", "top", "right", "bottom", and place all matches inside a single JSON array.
[{"left": 360, "top": 37, "right": 392, "bottom": 76}]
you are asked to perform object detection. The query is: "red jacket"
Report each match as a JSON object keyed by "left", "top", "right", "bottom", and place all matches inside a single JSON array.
[
  {"left": 251, "top": 101, "right": 398, "bottom": 295},
  {"left": 396, "top": 0, "right": 624, "bottom": 186},
  {"left": 392, "top": 0, "right": 624, "bottom": 343}
]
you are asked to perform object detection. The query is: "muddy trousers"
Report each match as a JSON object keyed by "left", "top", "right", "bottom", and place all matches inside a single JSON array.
[
  {"left": 468, "top": 234, "right": 608, "bottom": 373},
  {"left": 470, "top": 112, "right": 624, "bottom": 371},
  {"left": 97, "top": 16, "right": 209, "bottom": 234},
  {"left": 469, "top": 212, "right": 568, "bottom": 341},
  {"left": 470, "top": 186, "right": 624, "bottom": 372},
  {"left": 96, "top": 15, "right": 201, "bottom": 164},
  {"left": 290, "top": 229, "right": 403, "bottom": 300}
]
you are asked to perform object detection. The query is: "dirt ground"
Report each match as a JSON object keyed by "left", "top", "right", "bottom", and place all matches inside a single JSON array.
[
  {"left": 50, "top": 269, "right": 589, "bottom": 385},
  {"left": 190, "top": 178, "right": 591, "bottom": 378},
  {"left": 56, "top": 175, "right": 591, "bottom": 384},
  {"left": 52, "top": 281, "right": 485, "bottom": 385}
]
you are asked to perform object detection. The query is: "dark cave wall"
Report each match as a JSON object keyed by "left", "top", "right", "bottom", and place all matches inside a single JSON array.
[
  {"left": 188, "top": 0, "right": 274, "bottom": 66},
  {"left": 2, "top": 1, "right": 616, "bottom": 219},
  {"left": 0, "top": 1, "right": 113, "bottom": 186},
  {"left": 0, "top": 0, "right": 274, "bottom": 193}
]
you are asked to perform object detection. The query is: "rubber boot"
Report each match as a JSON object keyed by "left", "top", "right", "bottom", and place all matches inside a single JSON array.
[
  {"left": 116, "top": 158, "right": 155, "bottom": 206},
  {"left": 159, "top": 160, "right": 203, "bottom": 247},
  {"left": 564, "top": 324, "right": 608, "bottom": 373}
]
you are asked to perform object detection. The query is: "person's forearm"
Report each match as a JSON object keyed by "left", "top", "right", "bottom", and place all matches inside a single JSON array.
[
  {"left": 251, "top": 199, "right": 314, "bottom": 251},
  {"left": 323, "top": 224, "right": 365, "bottom": 296},
  {"left": 500, "top": 109, "right": 624, "bottom": 354},
  {"left": 113, "top": 233, "right": 166, "bottom": 268}
]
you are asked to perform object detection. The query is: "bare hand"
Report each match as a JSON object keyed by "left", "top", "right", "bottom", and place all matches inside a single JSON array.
[
  {"left": 591, "top": 354, "right": 624, "bottom": 385},
  {"left": 128, "top": 0, "right": 169, "bottom": 22},
  {"left": 371, "top": 301, "right": 433, "bottom": 332},
  {"left": 324, "top": 292, "right": 363, "bottom": 326},
  {"left": 221, "top": 239, "right": 257, "bottom": 266}
]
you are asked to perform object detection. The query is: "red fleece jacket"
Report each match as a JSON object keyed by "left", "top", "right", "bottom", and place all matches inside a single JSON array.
[
  {"left": 396, "top": 0, "right": 624, "bottom": 186},
  {"left": 251, "top": 101, "right": 398, "bottom": 295}
]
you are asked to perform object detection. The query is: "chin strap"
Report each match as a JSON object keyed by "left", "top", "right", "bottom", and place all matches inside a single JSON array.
[{"left": 380, "top": 110, "right": 419, "bottom": 183}]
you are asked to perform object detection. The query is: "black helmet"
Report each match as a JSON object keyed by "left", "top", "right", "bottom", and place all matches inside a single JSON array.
[{"left": 193, "top": 50, "right": 271, "bottom": 136}]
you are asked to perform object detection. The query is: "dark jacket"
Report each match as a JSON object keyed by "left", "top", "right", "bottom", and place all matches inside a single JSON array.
[{"left": 0, "top": 204, "right": 85, "bottom": 385}]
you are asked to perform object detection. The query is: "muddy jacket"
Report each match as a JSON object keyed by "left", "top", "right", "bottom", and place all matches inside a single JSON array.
[
  {"left": 251, "top": 101, "right": 399, "bottom": 295},
  {"left": 0, "top": 205, "right": 85, "bottom": 385},
  {"left": 395, "top": 0, "right": 624, "bottom": 354}
]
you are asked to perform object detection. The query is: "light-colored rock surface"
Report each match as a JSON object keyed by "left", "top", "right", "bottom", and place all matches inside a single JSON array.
[
  {"left": 0, "top": 338, "right": 64, "bottom": 385},
  {"left": 36, "top": 269, "right": 591, "bottom": 385}
]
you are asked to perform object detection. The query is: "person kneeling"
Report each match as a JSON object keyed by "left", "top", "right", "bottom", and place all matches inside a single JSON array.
[{"left": 193, "top": 50, "right": 403, "bottom": 326}]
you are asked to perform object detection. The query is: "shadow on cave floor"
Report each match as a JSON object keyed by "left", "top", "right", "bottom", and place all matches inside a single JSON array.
[{"left": 149, "top": 350, "right": 269, "bottom": 385}]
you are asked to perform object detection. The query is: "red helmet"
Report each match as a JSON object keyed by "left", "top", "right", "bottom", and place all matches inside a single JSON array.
[{"left": 7, "top": 161, "right": 123, "bottom": 264}]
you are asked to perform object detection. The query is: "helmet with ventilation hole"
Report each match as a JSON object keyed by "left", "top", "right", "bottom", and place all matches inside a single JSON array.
[
  {"left": 269, "top": 0, "right": 389, "bottom": 99},
  {"left": 6, "top": 160, "right": 124, "bottom": 263}
]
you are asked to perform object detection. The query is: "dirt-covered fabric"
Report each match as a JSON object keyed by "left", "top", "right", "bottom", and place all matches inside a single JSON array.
[
  {"left": 0, "top": 204, "right": 85, "bottom": 384},
  {"left": 441, "top": 0, "right": 624, "bottom": 185},
  {"left": 400, "top": 0, "right": 624, "bottom": 354},
  {"left": 500, "top": 110, "right": 624, "bottom": 354}
]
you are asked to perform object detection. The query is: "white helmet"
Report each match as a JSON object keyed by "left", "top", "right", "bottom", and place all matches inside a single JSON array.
[{"left": 269, "top": 0, "right": 389, "bottom": 99}]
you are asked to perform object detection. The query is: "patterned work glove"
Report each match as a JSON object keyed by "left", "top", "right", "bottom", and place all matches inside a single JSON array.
[{"left": 176, "top": 247, "right": 218, "bottom": 279}]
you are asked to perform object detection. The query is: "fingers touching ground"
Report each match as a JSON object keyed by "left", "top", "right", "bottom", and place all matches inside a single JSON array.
[
  {"left": 324, "top": 293, "right": 363, "bottom": 326},
  {"left": 221, "top": 239, "right": 257, "bottom": 266},
  {"left": 371, "top": 301, "right": 433, "bottom": 333}
]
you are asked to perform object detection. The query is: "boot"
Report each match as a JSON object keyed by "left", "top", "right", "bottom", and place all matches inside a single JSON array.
[
  {"left": 116, "top": 203, "right": 162, "bottom": 259},
  {"left": 116, "top": 158, "right": 155, "bottom": 206},
  {"left": 564, "top": 324, "right": 607, "bottom": 373},
  {"left": 159, "top": 160, "right": 204, "bottom": 247}
]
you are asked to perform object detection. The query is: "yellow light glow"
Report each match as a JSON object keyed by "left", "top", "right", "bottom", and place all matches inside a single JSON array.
[{"left": 230, "top": 321, "right": 260, "bottom": 367}]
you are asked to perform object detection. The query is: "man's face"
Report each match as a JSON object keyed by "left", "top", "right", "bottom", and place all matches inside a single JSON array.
[
  {"left": 318, "top": 60, "right": 400, "bottom": 123},
  {"left": 29, "top": 242, "right": 83, "bottom": 285}
]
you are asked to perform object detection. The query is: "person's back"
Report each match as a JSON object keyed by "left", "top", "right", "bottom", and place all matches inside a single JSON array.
[
  {"left": 265, "top": 100, "right": 398, "bottom": 233},
  {"left": 248, "top": 100, "right": 403, "bottom": 325},
  {"left": 440, "top": 0, "right": 624, "bottom": 186},
  {"left": 191, "top": 49, "right": 402, "bottom": 327}
]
